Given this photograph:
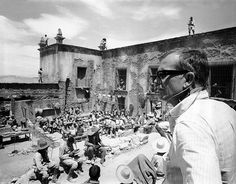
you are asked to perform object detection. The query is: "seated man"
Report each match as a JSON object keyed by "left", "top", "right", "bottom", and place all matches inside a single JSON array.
[
  {"left": 116, "top": 137, "right": 170, "bottom": 184},
  {"left": 116, "top": 154, "right": 157, "bottom": 184},
  {"left": 84, "top": 126, "right": 106, "bottom": 165},
  {"left": 151, "top": 137, "right": 170, "bottom": 177},
  {"left": 16, "top": 138, "right": 60, "bottom": 184},
  {"left": 59, "top": 136, "right": 83, "bottom": 182},
  {"left": 83, "top": 165, "right": 101, "bottom": 184}
]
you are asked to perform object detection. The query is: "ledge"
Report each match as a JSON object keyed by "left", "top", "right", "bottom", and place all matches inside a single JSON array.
[
  {"left": 0, "top": 83, "right": 59, "bottom": 90},
  {"left": 102, "top": 27, "right": 236, "bottom": 58},
  {"left": 39, "top": 44, "right": 102, "bottom": 57}
]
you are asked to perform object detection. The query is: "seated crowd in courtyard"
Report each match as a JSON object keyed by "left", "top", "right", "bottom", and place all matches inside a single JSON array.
[
  {"left": 1, "top": 48, "right": 236, "bottom": 184},
  {"left": 0, "top": 106, "right": 168, "bottom": 184}
]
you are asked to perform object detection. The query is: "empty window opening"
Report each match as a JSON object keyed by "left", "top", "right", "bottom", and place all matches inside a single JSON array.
[
  {"left": 210, "top": 65, "right": 233, "bottom": 98},
  {"left": 116, "top": 69, "right": 127, "bottom": 90}
]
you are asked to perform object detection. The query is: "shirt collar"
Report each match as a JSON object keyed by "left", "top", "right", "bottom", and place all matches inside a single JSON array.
[{"left": 169, "top": 88, "right": 209, "bottom": 120}]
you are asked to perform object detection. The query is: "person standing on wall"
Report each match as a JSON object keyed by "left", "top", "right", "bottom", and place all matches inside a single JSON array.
[
  {"left": 44, "top": 35, "right": 49, "bottom": 46},
  {"left": 38, "top": 68, "right": 43, "bottom": 83},
  {"left": 188, "top": 17, "right": 195, "bottom": 35},
  {"left": 98, "top": 38, "right": 107, "bottom": 51}
]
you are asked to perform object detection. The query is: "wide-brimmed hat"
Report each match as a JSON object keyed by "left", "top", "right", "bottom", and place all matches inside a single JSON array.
[
  {"left": 36, "top": 138, "right": 50, "bottom": 150},
  {"left": 116, "top": 164, "right": 134, "bottom": 184},
  {"left": 87, "top": 126, "right": 100, "bottom": 136},
  {"left": 152, "top": 137, "right": 170, "bottom": 153}
]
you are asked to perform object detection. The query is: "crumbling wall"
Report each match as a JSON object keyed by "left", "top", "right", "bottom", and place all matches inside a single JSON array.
[
  {"left": 101, "top": 27, "right": 236, "bottom": 115},
  {"left": 13, "top": 99, "right": 60, "bottom": 124},
  {"left": 0, "top": 83, "right": 63, "bottom": 122},
  {"left": 37, "top": 27, "right": 236, "bottom": 114}
]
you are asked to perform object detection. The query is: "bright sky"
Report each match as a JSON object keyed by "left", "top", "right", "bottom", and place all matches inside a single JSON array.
[{"left": 0, "top": 0, "right": 236, "bottom": 77}]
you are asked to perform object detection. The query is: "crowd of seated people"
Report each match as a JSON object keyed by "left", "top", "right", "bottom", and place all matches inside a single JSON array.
[
  {"left": 35, "top": 107, "right": 162, "bottom": 139},
  {"left": 8, "top": 105, "right": 168, "bottom": 183},
  {"left": 1, "top": 105, "right": 164, "bottom": 150}
]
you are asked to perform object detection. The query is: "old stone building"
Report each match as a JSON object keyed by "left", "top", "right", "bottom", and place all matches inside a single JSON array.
[
  {"left": 0, "top": 83, "right": 63, "bottom": 123},
  {"left": 1, "top": 26, "right": 236, "bottom": 123},
  {"left": 39, "top": 26, "right": 236, "bottom": 116}
]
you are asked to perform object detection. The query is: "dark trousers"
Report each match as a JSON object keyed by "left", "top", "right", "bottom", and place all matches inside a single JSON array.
[
  {"left": 85, "top": 146, "right": 106, "bottom": 162},
  {"left": 128, "top": 154, "right": 157, "bottom": 184}
]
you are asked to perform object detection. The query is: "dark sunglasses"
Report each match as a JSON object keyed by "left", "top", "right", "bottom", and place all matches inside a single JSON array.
[{"left": 157, "top": 70, "right": 189, "bottom": 80}]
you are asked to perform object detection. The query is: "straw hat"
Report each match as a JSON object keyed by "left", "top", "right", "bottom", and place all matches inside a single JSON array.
[
  {"left": 87, "top": 126, "right": 100, "bottom": 136},
  {"left": 152, "top": 137, "right": 170, "bottom": 153},
  {"left": 36, "top": 138, "right": 50, "bottom": 151},
  {"left": 116, "top": 165, "right": 134, "bottom": 184}
]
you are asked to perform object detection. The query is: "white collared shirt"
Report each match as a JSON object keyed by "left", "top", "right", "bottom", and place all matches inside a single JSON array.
[{"left": 166, "top": 90, "right": 236, "bottom": 184}]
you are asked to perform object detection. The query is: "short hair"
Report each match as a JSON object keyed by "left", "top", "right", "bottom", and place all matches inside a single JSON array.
[
  {"left": 89, "top": 165, "right": 101, "bottom": 181},
  {"left": 160, "top": 48, "right": 209, "bottom": 88}
]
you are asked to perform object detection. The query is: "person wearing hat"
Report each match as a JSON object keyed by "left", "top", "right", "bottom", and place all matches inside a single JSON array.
[
  {"left": 59, "top": 136, "right": 83, "bottom": 182},
  {"left": 32, "top": 138, "right": 60, "bottom": 184},
  {"left": 116, "top": 154, "right": 157, "bottom": 184},
  {"left": 151, "top": 137, "right": 170, "bottom": 177},
  {"left": 84, "top": 126, "right": 106, "bottom": 165},
  {"left": 116, "top": 164, "right": 135, "bottom": 184},
  {"left": 115, "top": 138, "right": 170, "bottom": 184}
]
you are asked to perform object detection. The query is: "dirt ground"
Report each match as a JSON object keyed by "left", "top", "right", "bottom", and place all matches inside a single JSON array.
[{"left": 0, "top": 133, "right": 164, "bottom": 184}]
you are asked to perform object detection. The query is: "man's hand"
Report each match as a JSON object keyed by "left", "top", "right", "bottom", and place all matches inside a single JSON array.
[{"left": 69, "top": 149, "right": 80, "bottom": 157}]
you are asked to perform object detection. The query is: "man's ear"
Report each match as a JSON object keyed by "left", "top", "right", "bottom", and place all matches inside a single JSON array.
[{"left": 183, "top": 72, "right": 195, "bottom": 88}]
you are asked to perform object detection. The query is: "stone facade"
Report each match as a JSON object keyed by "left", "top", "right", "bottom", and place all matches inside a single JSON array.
[
  {"left": 1, "top": 27, "right": 236, "bottom": 122},
  {"left": 38, "top": 27, "right": 236, "bottom": 116},
  {"left": 0, "top": 83, "right": 63, "bottom": 123}
]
